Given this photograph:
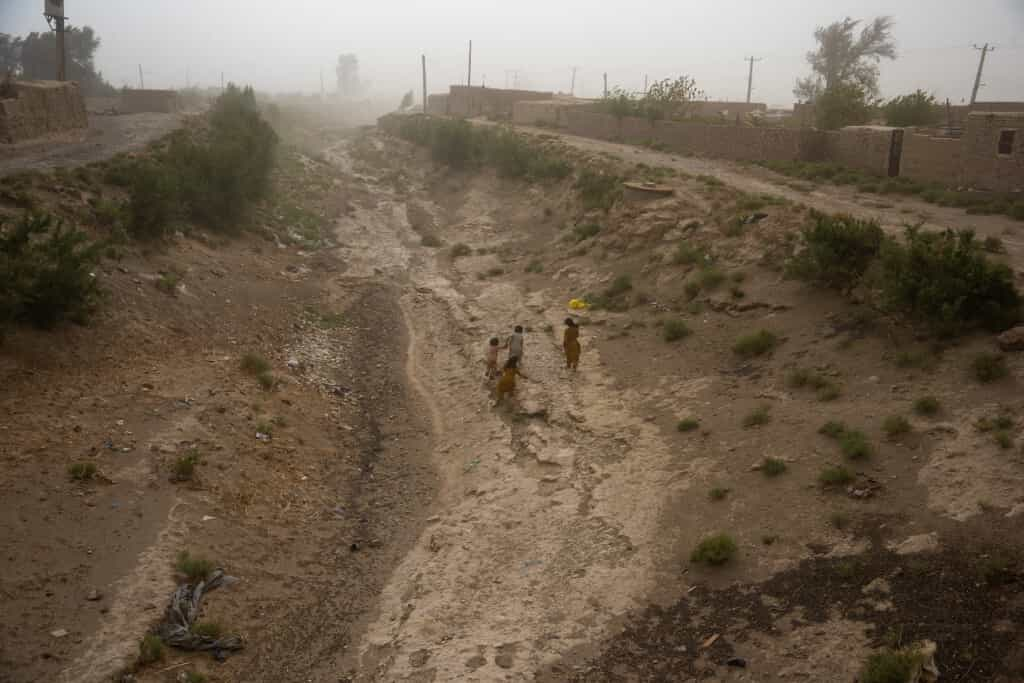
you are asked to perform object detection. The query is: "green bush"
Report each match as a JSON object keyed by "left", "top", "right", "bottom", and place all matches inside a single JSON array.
[
  {"left": 240, "top": 353, "right": 270, "bottom": 375},
  {"left": 172, "top": 449, "right": 200, "bottom": 482},
  {"left": 126, "top": 159, "right": 176, "bottom": 239},
  {"left": 819, "top": 420, "right": 848, "bottom": 438},
  {"left": 572, "top": 222, "right": 602, "bottom": 243},
  {"left": 175, "top": 550, "right": 215, "bottom": 583},
  {"left": 743, "top": 405, "right": 772, "bottom": 428},
  {"left": 663, "top": 318, "right": 691, "bottom": 342},
  {"left": 860, "top": 648, "right": 923, "bottom": 683},
  {"left": 575, "top": 169, "right": 622, "bottom": 211},
  {"left": 972, "top": 352, "right": 1008, "bottom": 383},
  {"left": 839, "top": 429, "right": 872, "bottom": 460},
  {"left": 761, "top": 457, "right": 787, "bottom": 476},
  {"left": 0, "top": 212, "right": 102, "bottom": 331},
  {"left": 819, "top": 465, "right": 854, "bottom": 487},
  {"left": 882, "top": 415, "right": 911, "bottom": 439},
  {"left": 879, "top": 227, "right": 1020, "bottom": 334},
  {"left": 192, "top": 621, "right": 223, "bottom": 638},
  {"left": 690, "top": 533, "right": 738, "bottom": 566},
  {"left": 673, "top": 242, "right": 709, "bottom": 266},
  {"left": 605, "top": 274, "right": 633, "bottom": 298},
  {"left": 68, "top": 462, "right": 98, "bottom": 481},
  {"left": 709, "top": 487, "right": 730, "bottom": 501},
  {"left": 787, "top": 211, "right": 884, "bottom": 291},
  {"left": 677, "top": 417, "right": 699, "bottom": 432},
  {"left": 884, "top": 90, "right": 939, "bottom": 127},
  {"left": 733, "top": 330, "right": 778, "bottom": 358},
  {"left": 138, "top": 634, "right": 165, "bottom": 665},
  {"left": 914, "top": 396, "right": 940, "bottom": 416}
]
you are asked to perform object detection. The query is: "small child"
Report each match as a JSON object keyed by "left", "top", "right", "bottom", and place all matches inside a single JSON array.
[
  {"left": 485, "top": 337, "right": 500, "bottom": 379},
  {"left": 495, "top": 357, "right": 527, "bottom": 405},
  {"left": 506, "top": 325, "right": 525, "bottom": 365}
]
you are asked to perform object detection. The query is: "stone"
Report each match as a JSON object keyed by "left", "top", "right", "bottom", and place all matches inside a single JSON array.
[
  {"left": 50, "top": 629, "right": 69, "bottom": 638},
  {"left": 519, "top": 401, "right": 547, "bottom": 418},
  {"left": 86, "top": 589, "right": 102, "bottom": 601},
  {"left": 998, "top": 326, "right": 1024, "bottom": 351},
  {"left": 495, "top": 653, "right": 514, "bottom": 669},
  {"left": 862, "top": 577, "right": 891, "bottom": 595},
  {"left": 887, "top": 532, "right": 940, "bottom": 555}
]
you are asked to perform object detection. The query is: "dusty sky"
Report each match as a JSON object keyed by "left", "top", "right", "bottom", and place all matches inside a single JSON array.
[{"left": 2, "top": 0, "right": 1022, "bottom": 106}]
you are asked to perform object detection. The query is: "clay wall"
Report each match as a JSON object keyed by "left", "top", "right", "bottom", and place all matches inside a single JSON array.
[
  {"left": 962, "top": 112, "right": 1024, "bottom": 192},
  {"left": 426, "top": 93, "right": 449, "bottom": 116},
  {"left": 447, "top": 86, "right": 553, "bottom": 120},
  {"left": 827, "top": 126, "right": 899, "bottom": 176},
  {"left": 0, "top": 79, "right": 87, "bottom": 143},
  {"left": 512, "top": 99, "right": 591, "bottom": 128},
  {"left": 899, "top": 134, "right": 964, "bottom": 187}
]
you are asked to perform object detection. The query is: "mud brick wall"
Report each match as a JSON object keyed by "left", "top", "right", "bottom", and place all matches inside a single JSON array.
[
  {"left": 826, "top": 126, "right": 899, "bottom": 177},
  {"left": 899, "top": 134, "right": 964, "bottom": 187},
  {"left": 962, "top": 112, "right": 1024, "bottom": 192},
  {"left": 512, "top": 100, "right": 591, "bottom": 128},
  {"left": 426, "top": 93, "right": 449, "bottom": 116},
  {"left": 120, "top": 89, "right": 179, "bottom": 114},
  {"left": 564, "top": 110, "right": 825, "bottom": 162},
  {"left": 0, "top": 79, "right": 87, "bottom": 143},
  {"left": 688, "top": 101, "right": 767, "bottom": 119},
  {"left": 447, "top": 86, "right": 553, "bottom": 119}
]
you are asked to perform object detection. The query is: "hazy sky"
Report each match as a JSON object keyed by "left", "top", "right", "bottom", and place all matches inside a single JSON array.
[{"left": 2, "top": 0, "right": 1022, "bottom": 106}]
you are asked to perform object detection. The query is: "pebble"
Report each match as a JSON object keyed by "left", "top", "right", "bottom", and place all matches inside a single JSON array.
[{"left": 86, "top": 589, "right": 102, "bottom": 601}]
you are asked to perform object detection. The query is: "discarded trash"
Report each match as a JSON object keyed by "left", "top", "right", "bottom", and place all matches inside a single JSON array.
[
  {"left": 568, "top": 299, "right": 588, "bottom": 310},
  {"left": 726, "top": 656, "right": 747, "bottom": 668},
  {"left": 50, "top": 629, "right": 69, "bottom": 638},
  {"left": 201, "top": 515, "right": 216, "bottom": 522},
  {"left": 701, "top": 633, "right": 720, "bottom": 649},
  {"left": 155, "top": 569, "right": 243, "bottom": 657},
  {"left": 255, "top": 432, "right": 271, "bottom": 442}
]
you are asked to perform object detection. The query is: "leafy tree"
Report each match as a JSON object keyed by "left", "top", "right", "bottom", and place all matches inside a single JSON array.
[
  {"left": 599, "top": 76, "right": 703, "bottom": 122},
  {"left": 816, "top": 82, "right": 873, "bottom": 130},
  {"left": 19, "top": 26, "right": 115, "bottom": 95},
  {"left": 884, "top": 90, "right": 939, "bottom": 127},
  {"left": 0, "top": 33, "right": 23, "bottom": 76},
  {"left": 795, "top": 16, "right": 896, "bottom": 104},
  {"left": 399, "top": 90, "right": 414, "bottom": 110}
]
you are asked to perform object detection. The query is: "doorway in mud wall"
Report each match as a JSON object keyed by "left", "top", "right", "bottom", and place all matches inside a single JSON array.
[{"left": 888, "top": 128, "right": 904, "bottom": 177}]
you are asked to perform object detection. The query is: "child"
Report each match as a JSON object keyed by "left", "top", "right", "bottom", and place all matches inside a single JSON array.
[
  {"left": 563, "top": 318, "right": 581, "bottom": 370},
  {"left": 506, "top": 325, "right": 525, "bottom": 365},
  {"left": 485, "top": 337, "right": 500, "bottom": 379},
  {"left": 495, "top": 357, "right": 527, "bottom": 405}
]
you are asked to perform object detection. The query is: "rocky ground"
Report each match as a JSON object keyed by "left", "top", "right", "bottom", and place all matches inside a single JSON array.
[{"left": 2, "top": 116, "right": 1024, "bottom": 683}]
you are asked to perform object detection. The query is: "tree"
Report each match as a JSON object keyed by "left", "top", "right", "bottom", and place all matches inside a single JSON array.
[
  {"left": 816, "top": 83, "right": 872, "bottom": 130},
  {"left": 598, "top": 75, "right": 703, "bottom": 122},
  {"left": 0, "top": 33, "right": 23, "bottom": 77},
  {"left": 399, "top": 90, "right": 413, "bottom": 110},
  {"left": 795, "top": 16, "right": 896, "bottom": 103},
  {"left": 18, "top": 25, "right": 115, "bottom": 95},
  {"left": 336, "top": 54, "right": 361, "bottom": 97},
  {"left": 884, "top": 90, "right": 939, "bottom": 127}
]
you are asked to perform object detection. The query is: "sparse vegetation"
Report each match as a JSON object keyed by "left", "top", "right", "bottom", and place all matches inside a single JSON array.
[
  {"left": 192, "top": 621, "right": 223, "bottom": 639},
  {"left": 155, "top": 272, "right": 179, "bottom": 295},
  {"left": 762, "top": 534, "right": 779, "bottom": 545},
  {"left": 420, "top": 234, "right": 442, "bottom": 248},
  {"left": 787, "top": 367, "right": 841, "bottom": 401},
  {"left": 575, "top": 169, "right": 623, "bottom": 212},
  {"left": 256, "top": 371, "right": 275, "bottom": 390},
  {"left": 572, "top": 222, "right": 602, "bottom": 243},
  {"left": 524, "top": 260, "right": 544, "bottom": 274},
  {"left": 172, "top": 449, "right": 200, "bottom": 482},
  {"left": 663, "top": 319, "right": 691, "bottom": 342},
  {"left": 733, "top": 330, "right": 779, "bottom": 358},
  {"left": 820, "top": 421, "right": 872, "bottom": 459},
  {"left": 677, "top": 417, "right": 700, "bottom": 432},
  {"left": 914, "top": 396, "right": 940, "bottom": 416},
  {"left": 830, "top": 512, "right": 851, "bottom": 530},
  {"left": 761, "top": 457, "right": 787, "bottom": 477},
  {"left": 175, "top": 550, "right": 215, "bottom": 584},
  {"left": 450, "top": 242, "right": 472, "bottom": 258},
  {"left": 743, "top": 405, "right": 772, "bottom": 428},
  {"left": 995, "top": 431, "right": 1014, "bottom": 450},
  {"left": 709, "top": 487, "right": 730, "bottom": 501},
  {"left": 240, "top": 353, "right": 270, "bottom": 375},
  {"left": 138, "top": 634, "right": 165, "bottom": 665},
  {"left": 972, "top": 352, "right": 1008, "bottom": 383},
  {"left": 673, "top": 241, "right": 709, "bottom": 266},
  {"left": 882, "top": 415, "right": 911, "bottom": 439},
  {"left": 184, "top": 673, "right": 208, "bottom": 683},
  {"left": 787, "top": 211, "right": 884, "bottom": 292},
  {"left": 68, "top": 462, "right": 98, "bottom": 481},
  {"left": 819, "top": 465, "right": 854, "bottom": 487},
  {"left": 690, "top": 533, "right": 738, "bottom": 566},
  {"left": 859, "top": 648, "right": 924, "bottom": 683}
]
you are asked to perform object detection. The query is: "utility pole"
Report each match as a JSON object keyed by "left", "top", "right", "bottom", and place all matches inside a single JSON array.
[
  {"left": 603, "top": 72, "right": 608, "bottom": 98},
  {"left": 745, "top": 56, "right": 762, "bottom": 104},
  {"left": 570, "top": 66, "right": 577, "bottom": 97},
  {"left": 44, "top": 2, "right": 67, "bottom": 81},
  {"left": 221, "top": 72, "right": 224, "bottom": 91},
  {"left": 643, "top": 74, "right": 649, "bottom": 95},
  {"left": 421, "top": 54, "right": 427, "bottom": 114},
  {"left": 186, "top": 67, "right": 190, "bottom": 89},
  {"left": 970, "top": 43, "right": 995, "bottom": 105},
  {"left": 467, "top": 40, "right": 472, "bottom": 87},
  {"left": 138, "top": 64, "right": 145, "bottom": 89},
  {"left": 320, "top": 67, "right": 324, "bottom": 99}
]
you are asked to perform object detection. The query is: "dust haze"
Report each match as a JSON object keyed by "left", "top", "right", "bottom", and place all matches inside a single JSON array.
[{"left": 2, "top": 0, "right": 1022, "bottom": 106}]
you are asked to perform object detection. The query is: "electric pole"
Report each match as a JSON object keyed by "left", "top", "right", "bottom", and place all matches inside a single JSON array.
[
  {"left": 467, "top": 40, "right": 472, "bottom": 87},
  {"left": 970, "top": 43, "right": 995, "bottom": 106},
  {"left": 138, "top": 64, "right": 145, "bottom": 89},
  {"left": 421, "top": 54, "right": 427, "bottom": 113},
  {"left": 320, "top": 67, "right": 324, "bottom": 99},
  {"left": 43, "top": 2, "right": 67, "bottom": 81},
  {"left": 745, "top": 56, "right": 762, "bottom": 104},
  {"left": 603, "top": 72, "right": 608, "bottom": 98},
  {"left": 643, "top": 74, "right": 648, "bottom": 95},
  {"left": 570, "top": 66, "right": 577, "bottom": 97}
]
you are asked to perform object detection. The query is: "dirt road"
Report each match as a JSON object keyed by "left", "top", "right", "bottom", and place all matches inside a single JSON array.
[{"left": 0, "top": 112, "right": 184, "bottom": 178}]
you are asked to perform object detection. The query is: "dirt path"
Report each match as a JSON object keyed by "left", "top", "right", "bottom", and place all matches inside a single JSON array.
[
  {"left": 0, "top": 112, "right": 185, "bottom": 178},
  {"left": 505, "top": 122, "right": 1024, "bottom": 262}
]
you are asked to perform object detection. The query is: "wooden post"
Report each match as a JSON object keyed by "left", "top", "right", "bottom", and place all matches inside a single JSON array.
[{"left": 422, "top": 54, "right": 427, "bottom": 114}]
